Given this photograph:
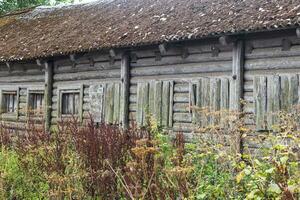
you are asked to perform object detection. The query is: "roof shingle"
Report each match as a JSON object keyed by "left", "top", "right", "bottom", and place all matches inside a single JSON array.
[{"left": 0, "top": 0, "right": 300, "bottom": 61}]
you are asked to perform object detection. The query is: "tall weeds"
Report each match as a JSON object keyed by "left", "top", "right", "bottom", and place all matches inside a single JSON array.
[{"left": 0, "top": 111, "right": 298, "bottom": 199}]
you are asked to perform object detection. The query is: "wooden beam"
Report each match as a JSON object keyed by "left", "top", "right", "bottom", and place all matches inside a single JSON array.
[
  {"left": 296, "top": 28, "right": 300, "bottom": 38},
  {"left": 69, "top": 54, "right": 76, "bottom": 68},
  {"left": 211, "top": 46, "right": 220, "bottom": 57},
  {"left": 282, "top": 38, "right": 292, "bottom": 51},
  {"left": 109, "top": 49, "right": 116, "bottom": 58},
  {"left": 219, "top": 36, "right": 234, "bottom": 46},
  {"left": 231, "top": 40, "right": 245, "bottom": 112},
  {"left": 130, "top": 53, "right": 137, "bottom": 63},
  {"left": 36, "top": 59, "right": 44, "bottom": 71},
  {"left": 44, "top": 61, "right": 53, "bottom": 131},
  {"left": 231, "top": 40, "right": 245, "bottom": 155},
  {"left": 159, "top": 43, "right": 167, "bottom": 55},
  {"left": 36, "top": 59, "right": 42, "bottom": 66},
  {"left": 120, "top": 52, "right": 130, "bottom": 129},
  {"left": 155, "top": 51, "right": 162, "bottom": 61},
  {"left": 181, "top": 47, "right": 189, "bottom": 59},
  {"left": 5, "top": 62, "right": 11, "bottom": 73}
]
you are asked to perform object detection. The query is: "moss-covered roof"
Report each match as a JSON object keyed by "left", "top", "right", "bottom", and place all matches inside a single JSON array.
[{"left": 0, "top": 0, "right": 300, "bottom": 61}]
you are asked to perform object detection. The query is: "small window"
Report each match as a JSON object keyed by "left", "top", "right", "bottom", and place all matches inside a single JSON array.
[
  {"left": 61, "top": 92, "right": 80, "bottom": 115},
  {"left": 28, "top": 92, "right": 44, "bottom": 115},
  {"left": 2, "top": 91, "right": 17, "bottom": 113}
]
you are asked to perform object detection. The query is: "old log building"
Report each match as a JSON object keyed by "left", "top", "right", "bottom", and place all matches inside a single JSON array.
[{"left": 0, "top": 0, "right": 300, "bottom": 151}]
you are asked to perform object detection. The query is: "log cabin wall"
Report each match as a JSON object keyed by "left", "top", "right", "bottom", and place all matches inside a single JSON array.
[
  {"left": 0, "top": 61, "right": 45, "bottom": 130},
  {"left": 129, "top": 40, "right": 234, "bottom": 140},
  {"left": 1, "top": 31, "right": 300, "bottom": 153},
  {"left": 51, "top": 52, "right": 122, "bottom": 126},
  {"left": 243, "top": 34, "right": 300, "bottom": 154}
]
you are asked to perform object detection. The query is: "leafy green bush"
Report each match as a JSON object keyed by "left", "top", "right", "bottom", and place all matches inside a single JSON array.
[{"left": 0, "top": 111, "right": 298, "bottom": 199}]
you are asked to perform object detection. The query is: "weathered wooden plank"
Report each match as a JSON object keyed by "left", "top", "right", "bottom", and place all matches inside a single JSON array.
[
  {"left": 53, "top": 69, "right": 120, "bottom": 82},
  {"left": 188, "top": 82, "right": 197, "bottom": 125},
  {"left": 148, "top": 81, "right": 156, "bottom": 116},
  {"left": 131, "top": 61, "right": 232, "bottom": 77},
  {"left": 89, "top": 84, "right": 105, "bottom": 123},
  {"left": 231, "top": 40, "right": 245, "bottom": 111},
  {"left": 280, "top": 76, "right": 289, "bottom": 111},
  {"left": 104, "top": 83, "right": 114, "bottom": 123},
  {"left": 200, "top": 78, "right": 210, "bottom": 127},
  {"left": 161, "top": 81, "right": 170, "bottom": 127},
  {"left": 173, "top": 113, "right": 192, "bottom": 123},
  {"left": 169, "top": 81, "right": 174, "bottom": 127},
  {"left": 267, "top": 75, "right": 280, "bottom": 129},
  {"left": 220, "top": 78, "right": 229, "bottom": 127},
  {"left": 142, "top": 83, "right": 149, "bottom": 126},
  {"left": 131, "top": 52, "right": 232, "bottom": 68},
  {"left": 120, "top": 53, "right": 130, "bottom": 128},
  {"left": 209, "top": 78, "right": 221, "bottom": 125},
  {"left": 113, "top": 83, "right": 120, "bottom": 123},
  {"left": 288, "top": 75, "right": 298, "bottom": 112},
  {"left": 44, "top": 62, "right": 53, "bottom": 131},
  {"left": 136, "top": 82, "right": 149, "bottom": 126},
  {"left": 154, "top": 81, "right": 162, "bottom": 125},
  {"left": 194, "top": 80, "right": 202, "bottom": 126},
  {"left": 254, "top": 76, "right": 267, "bottom": 130}
]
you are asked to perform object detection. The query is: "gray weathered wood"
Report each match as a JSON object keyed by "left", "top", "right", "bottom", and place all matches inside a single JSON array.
[
  {"left": 168, "top": 81, "right": 174, "bottom": 127},
  {"left": 120, "top": 53, "right": 130, "bottom": 128},
  {"left": 267, "top": 75, "right": 280, "bottom": 129},
  {"left": 154, "top": 81, "right": 162, "bottom": 125},
  {"left": 136, "top": 82, "right": 149, "bottom": 126},
  {"left": 288, "top": 75, "right": 298, "bottom": 112},
  {"left": 44, "top": 62, "right": 53, "bottom": 131},
  {"left": 89, "top": 84, "right": 105, "bottom": 122},
  {"left": 162, "top": 81, "right": 170, "bottom": 127},
  {"left": 280, "top": 76, "right": 289, "bottom": 111},
  {"left": 254, "top": 76, "right": 267, "bottom": 130},
  {"left": 209, "top": 78, "right": 221, "bottom": 125},
  {"left": 220, "top": 78, "right": 229, "bottom": 126},
  {"left": 104, "top": 83, "right": 114, "bottom": 123},
  {"left": 231, "top": 40, "right": 245, "bottom": 111},
  {"left": 113, "top": 83, "right": 120, "bottom": 123},
  {"left": 200, "top": 78, "right": 210, "bottom": 127}
]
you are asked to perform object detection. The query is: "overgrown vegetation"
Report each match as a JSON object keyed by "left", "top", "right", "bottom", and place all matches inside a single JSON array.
[
  {"left": 0, "top": 0, "right": 76, "bottom": 15},
  {"left": 0, "top": 110, "right": 299, "bottom": 199}
]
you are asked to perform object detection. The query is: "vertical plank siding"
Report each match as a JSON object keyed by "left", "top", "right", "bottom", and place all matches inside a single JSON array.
[{"left": 244, "top": 35, "right": 300, "bottom": 152}]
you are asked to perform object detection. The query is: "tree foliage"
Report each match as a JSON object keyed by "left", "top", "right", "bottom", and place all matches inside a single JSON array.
[{"left": 0, "top": 0, "right": 74, "bottom": 15}]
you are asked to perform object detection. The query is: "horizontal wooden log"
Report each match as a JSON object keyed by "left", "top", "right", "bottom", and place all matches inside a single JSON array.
[
  {"left": 245, "top": 56, "right": 300, "bottom": 70},
  {"left": 173, "top": 113, "right": 192, "bottom": 123},
  {"left": 130, "top": 72, "right": 232, "bottom": 83},
  {"left": 53, "top": 69, "right": 120, "bottom": 81},
  {"left": 131, "top": 61, "right": 232, "bottom": 77},
  {"left": 131, "top": 52, "right": 232, "bottom": 67}
]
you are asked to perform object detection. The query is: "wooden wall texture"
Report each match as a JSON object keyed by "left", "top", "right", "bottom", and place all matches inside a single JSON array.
[
  {"left": 1, "top": 32, "right": 300, "bottom": 153},
  {"left": 0, "top": 61, "right": 44, "bottom": 130}
]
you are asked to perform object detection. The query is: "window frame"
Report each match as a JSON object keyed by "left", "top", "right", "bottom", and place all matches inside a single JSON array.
[
  {"left": 26, "top": 87, "right": 45, "bottom": 117},
  {"left": 57, "top": 85, "right": 83, "bottom": 121},
  {"left": 0, "top": 87, "right": 20, "bottom": 119}
]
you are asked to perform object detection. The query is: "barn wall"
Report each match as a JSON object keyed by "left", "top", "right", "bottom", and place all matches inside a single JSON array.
[
  {"left": 0, "top": 62, "right": 45, "bottom": 129},
  {"left": 243, "top": 35, "right": 300, "bottom": 154},
  {"left": 51, "top": 52, "right": 121, "bottom": 125},
  {"left": 129, "top": 40, "right": 233, "bottom": 139},
  {"left": 1, "top": 31, "right": 300, "bottom": 154}
]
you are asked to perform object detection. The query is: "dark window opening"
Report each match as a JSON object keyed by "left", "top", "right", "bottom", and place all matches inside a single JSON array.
[
  {"left": 2, "top": 92, "right": 17, "bottom": 113},
  {"left": 61, "top": 92, "right": 79, "bottom": 115}
]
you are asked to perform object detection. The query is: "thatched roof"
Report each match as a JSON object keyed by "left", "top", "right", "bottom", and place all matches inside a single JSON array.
[{"left": 0, "top": 0, "right": 300, "bottom": 61}]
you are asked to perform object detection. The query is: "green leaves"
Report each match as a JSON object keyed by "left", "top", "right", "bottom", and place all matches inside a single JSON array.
[{"left": 0, "top": 0, "right": 77, "bottom": 15}]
